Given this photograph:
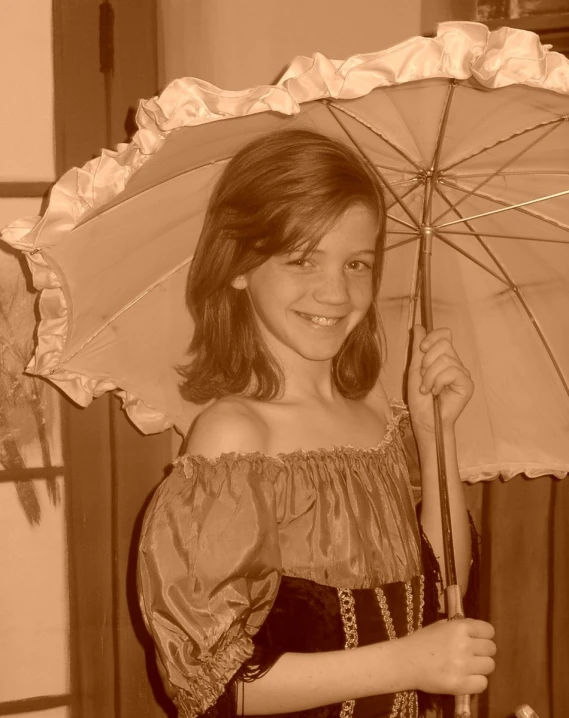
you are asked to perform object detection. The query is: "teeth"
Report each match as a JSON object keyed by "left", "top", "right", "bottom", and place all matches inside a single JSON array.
[{"left": 299, "top": 313, "right": 341, "bottom": 327}]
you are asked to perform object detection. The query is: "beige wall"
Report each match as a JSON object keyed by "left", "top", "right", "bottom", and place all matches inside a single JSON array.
[
  {"left": 158, "top": 0, "right": 425, "bottom": 89},
  {"left": 0, "top": 1, "right": 55, "bottom": 181},
  {"left": 0, "top": 2, "right": 69, "bottom": 716},
  {"left": 421, "top": 0, "right": 477, "bottom": 34}
]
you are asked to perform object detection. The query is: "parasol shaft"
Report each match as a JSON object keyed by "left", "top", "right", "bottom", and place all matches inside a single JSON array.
[
  {"left": 419, "top": 227, "right": 458, "bottom": 587},
  {"left": 447, "top": 585, "right": 469, "bottom": 718},
  {"left": 420, "top": 225, "right": 470, "bottom": 717}
]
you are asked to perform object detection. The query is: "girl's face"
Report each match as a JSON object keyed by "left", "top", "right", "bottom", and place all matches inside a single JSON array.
[{"left": 233, "top": 204, "right": 378, "bottom": 367}]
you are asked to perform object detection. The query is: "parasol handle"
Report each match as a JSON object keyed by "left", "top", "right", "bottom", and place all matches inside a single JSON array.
[
  {"left": 446, "top": 584, "right": 471, "bottom": 718},
  {"left": 420, "top": 225, "right": 471, "bottom": 715}
]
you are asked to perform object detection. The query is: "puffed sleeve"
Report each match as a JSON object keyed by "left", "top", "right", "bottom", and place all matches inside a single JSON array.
[{"left": 138, "top": 455, "right": 282, "bottom": 718}]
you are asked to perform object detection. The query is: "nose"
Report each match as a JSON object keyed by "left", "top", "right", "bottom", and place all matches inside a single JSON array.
[{"left": 313, "top": 269, "right": 350, "bottom": 306}]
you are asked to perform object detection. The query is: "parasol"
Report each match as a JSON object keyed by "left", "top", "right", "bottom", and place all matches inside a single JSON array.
[
  {"left": 1, "top": 21, "right": 567, "bottom": 716},
  {"left": 2, "top": 22, "right": 567, "bottom": 483}
]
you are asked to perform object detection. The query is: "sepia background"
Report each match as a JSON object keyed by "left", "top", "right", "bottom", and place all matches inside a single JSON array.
[{"left": 0, "top": 2, "right": 568, "bottom": 717}]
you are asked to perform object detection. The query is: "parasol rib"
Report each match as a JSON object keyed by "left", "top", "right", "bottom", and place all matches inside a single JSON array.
[
  {"left": 387, "top": 214, "right": 418, "bottom": 231},
  {"left": 439, "top": 230, "right": 569, "bottom": 245},
  {"left": 325, "top": 100, "right": 426, "bottom": 174},
  {"left": 437, "top": 186, "right": 569, "bottom": 230},
  {"left": 433, "top": 120, "right": 564, "bottom": 225},
  {"left": 470, "top": 239, "right": 569, "bottom": 400},
  {"left": 434, "top": 186, "right": 569, "bottom": 400},
  {"left": 385, "top": 182, "right": 421, "bottom": 210},
  {"left": 442, "top": 115, "right": 569, "bottom": 174},
  {"left": 439, "top": 178, "right": 569, "bottom": 234},
  {"left": 49, "top": 254, "right": 195, "bottom": 366},
  {"left": 385, "top": 183, "right": 423, "bottom": 218},
  {"left": 359, "top": 163, "right": 421, "bottom": 175},
  {"left": 454, "top": 170, "right": 569, "bottom": 179},
  {"left": 434, "top": 232, "right": 514, "bottom": 287},
  {"left": 386, "top": 177, "right": 423, "bottom": 188},
  {"left": 324, "top": 103, "right": 422, "bottom": 230},
  {"left": 385, "top": 235, "right": 420, "bottom": 251},
  {"left": 435, "top": 184, "right": 522, "bottom": 278}
]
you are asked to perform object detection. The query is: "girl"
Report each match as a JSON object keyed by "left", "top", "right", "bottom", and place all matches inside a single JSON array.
[{"left": 138, "top": 129, "right": 496, "bottom": 718}]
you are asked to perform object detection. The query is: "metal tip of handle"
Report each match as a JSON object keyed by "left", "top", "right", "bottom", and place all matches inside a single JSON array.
[{"left": 515, "top": 705, "right": 539, "bottom": 718}]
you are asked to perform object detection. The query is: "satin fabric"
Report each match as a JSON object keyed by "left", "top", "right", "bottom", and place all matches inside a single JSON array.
[{"left": 137, "top": 401, "right": 422, "bottom": 716}]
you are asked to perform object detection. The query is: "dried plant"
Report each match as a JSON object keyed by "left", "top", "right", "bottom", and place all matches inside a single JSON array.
[{"left": 0, "top": 244, "right": 60, "bottom": 524}]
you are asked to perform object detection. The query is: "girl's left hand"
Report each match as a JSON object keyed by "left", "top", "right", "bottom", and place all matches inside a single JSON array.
[{"left": 407, "top": 325, "right": 474, "bottom": 440}]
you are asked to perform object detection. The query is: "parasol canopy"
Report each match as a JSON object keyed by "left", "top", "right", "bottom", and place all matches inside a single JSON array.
[{"left": 2, "top": 21, "right": 569, "bottom": 484}]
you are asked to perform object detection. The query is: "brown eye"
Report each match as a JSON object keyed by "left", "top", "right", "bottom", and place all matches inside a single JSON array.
[{"left": 347, "top": 260, "right": 372, "bottom": 271}]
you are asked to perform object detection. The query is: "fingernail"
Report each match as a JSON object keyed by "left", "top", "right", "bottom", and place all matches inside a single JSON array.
[
  {"left": 420, "top": 385, "right": 427, "bottom": 394},
  {"left": 420, "top": 342, "right": 428, "bottom": 351}
]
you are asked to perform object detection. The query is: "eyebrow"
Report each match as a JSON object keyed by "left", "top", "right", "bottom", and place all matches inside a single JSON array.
[{"left": 308, "top": 248, "right": 376, "bottom": 256}]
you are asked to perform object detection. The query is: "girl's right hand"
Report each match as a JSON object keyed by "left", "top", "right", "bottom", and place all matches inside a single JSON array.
[{"left": 395, "top": 618, "right": 496, "bottom": 696}]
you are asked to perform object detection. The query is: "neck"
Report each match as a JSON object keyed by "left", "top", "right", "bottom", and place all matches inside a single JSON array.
[{"left": 281, "top": 362, "right": 338, "bottom": 404}]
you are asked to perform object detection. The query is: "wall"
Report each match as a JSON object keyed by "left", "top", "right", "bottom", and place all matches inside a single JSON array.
[
  {"left": 158, "top": 0, "right": 425, "bottom": 89},
  {"left": 0, "top": 2, "right": 70, "bottom": 717},
  {"left": 421, "top": 0, "right": 477, "bottom": 34}
]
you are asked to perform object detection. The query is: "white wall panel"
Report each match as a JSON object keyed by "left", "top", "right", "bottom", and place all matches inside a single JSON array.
[
  {"left": 0, "top": 0, "right": 55, "bottom": 181},
  {"left": 0, "top": 479, "right": 69, "bottom": 702}
]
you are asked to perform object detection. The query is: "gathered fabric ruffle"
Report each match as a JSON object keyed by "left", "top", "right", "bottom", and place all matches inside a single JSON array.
[
  {"left": 2, "top": 22, "right": 568, "bottom": 436},
  {"left": 172, "top": 634, "right": 255, "bottom": 718}
]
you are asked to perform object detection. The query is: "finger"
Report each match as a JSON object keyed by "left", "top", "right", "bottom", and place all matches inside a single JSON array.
[
  {"left": 431, "top": 367, "right": 473, "bottom": 397},
  {"left": 470, "top": 655, "right": 496, "bottom": 676},
  {"left": 473, "top": 638, "right": 497, "bottom": 657},
  {"left": 420, "top": 358, "right": 465, "bottom": 394},
  {"left": 466, "top": 619, "right": 496, "bottom": 640},
  {"left": 420, "top": 353, "right": 462, "bottom": 383},
  {"left": 420, "top": 337, "right": 462, "bottom": 369},
  {"left": 462, "top": 674, "right": 489, "bottom": 696},
  {"left": 419, "top": 327, "right": 453, "bottom": 352}
]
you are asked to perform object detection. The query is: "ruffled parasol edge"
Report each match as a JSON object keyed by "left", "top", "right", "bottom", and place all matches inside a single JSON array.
[{"left": 461, "top": 464, "right": 568, "bottom": 483}]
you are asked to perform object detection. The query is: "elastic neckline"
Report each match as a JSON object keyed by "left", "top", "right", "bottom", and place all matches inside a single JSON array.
[{"left": 177, "top": 399, "right": 408, "bottom": 468}]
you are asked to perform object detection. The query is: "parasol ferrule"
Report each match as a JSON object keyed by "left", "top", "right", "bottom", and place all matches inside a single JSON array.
[{"left": 515, "top": 705, "right": 540, "bottom": 718}]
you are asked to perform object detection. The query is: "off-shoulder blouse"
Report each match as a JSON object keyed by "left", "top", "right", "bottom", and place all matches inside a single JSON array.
[{"left": 138, "top": 400, "right": 425, "bottom": 717}]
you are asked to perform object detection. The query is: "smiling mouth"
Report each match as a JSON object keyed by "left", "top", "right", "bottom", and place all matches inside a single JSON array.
[{"left": 295, "top": 312, "right": 344, "bottom": 327}]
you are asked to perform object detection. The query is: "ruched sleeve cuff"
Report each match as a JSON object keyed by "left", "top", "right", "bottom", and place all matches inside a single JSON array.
[
  {"left": 172, "top": 635, "right": 254, "bottom": 718},
  {"left": 138, "top": 454, "right": 282, "bottom": 717}
]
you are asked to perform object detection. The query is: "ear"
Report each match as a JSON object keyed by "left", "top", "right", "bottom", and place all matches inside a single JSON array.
[{"left": 231, "top": 275, "right": 248, "bottom": 290}]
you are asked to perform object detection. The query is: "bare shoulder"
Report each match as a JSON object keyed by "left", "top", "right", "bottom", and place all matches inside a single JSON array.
[
  {"left": 363, "top": 379, "right": 392, "bottom": 423},
  {"left": 184, "top": 396, "right": 270, "bottom": 459}
]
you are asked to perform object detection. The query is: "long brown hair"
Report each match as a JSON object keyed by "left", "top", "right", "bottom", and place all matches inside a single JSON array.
[{"left": 178, "top": 129, "right": 387, "bottom": 402}]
